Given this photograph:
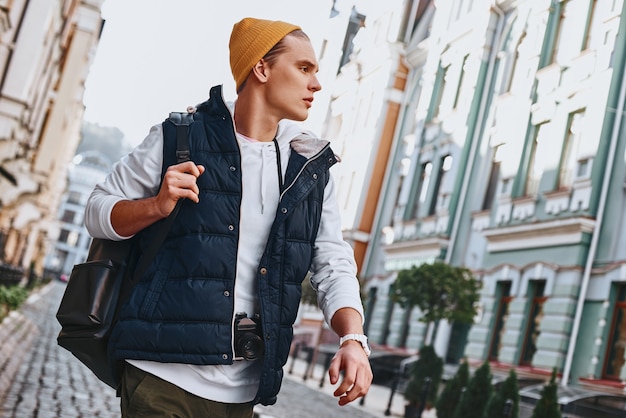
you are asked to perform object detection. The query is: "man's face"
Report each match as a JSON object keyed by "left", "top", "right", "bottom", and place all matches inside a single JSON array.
[{"left": 263, "top": 35, "right": 322, "bottom": 122}]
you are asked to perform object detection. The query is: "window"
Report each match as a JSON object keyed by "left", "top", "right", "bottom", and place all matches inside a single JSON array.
[
  {"left": 577, "top": 157, "right": 592, "bottom": 179},
  {"left": 59, "top": 229, "right": 70, "bottom": 243},
  {"left": 67, "top": 190, "right": 82, "bottom": 205},
  {"left": 551, "top": 0, "right": 596, "bottom": 65},
  {"left": 604, "top": 285, "right": 626, "bottom": 379},
  {"left": 495, "top": 9, "right": 524, "bottom": 94},
  {"left": 611, "top": 0, "right": 622, "bottom": 13},
  {"left": 525, "top": 123, "right": 549, "bottom": 196},
  {"left": 61, "top": 210, "right": 76, "bottom": 224},
  {"left": 558, "top": 110, "right": 585, "bottom": 189},
  {"left": 453, "top": 55, "right": 470, "bottom": 109},
  {"left": 338, "top": 7, "right": 366, "bottom": 72},
  {"left": 363, "top": 287, "right": 377, "bottom": 335},
  {"left": 450, "top": 0, "right": 473, "bottom": 25},
  {"left": 408, "top": 162, "right": 433, "bottom": 219},
  {"left": 482, "top": 146, "right": 503, "bottom": 210},
  {"left": 489, "top": 282, "right": 512, "bottom": 362},
  {"left": 520, "top": 281, "right": 546, "bottom": 366},
  {"left": 58, "top": 229, "right": 78, "bottom": 247},
  {"left": 428, "top": 64, "right": 449, "bottom": 121},
  {"left": 67, "top": 231, "right": 78, "bottom": 247},
  {"left": 399, "top": 306, "right": 412, "bottom": 348},
  {"left": 429, "top": 155, "right": 453, "bottom": 215},
  {"left": 581, "top": 0, "right": 598, "bottom": 51},
  {"left": 382, "top": 285, "right": 396, "bottom": 346},
  {"left": 501, "top": 178, "right": 513, "bottom": 195}
]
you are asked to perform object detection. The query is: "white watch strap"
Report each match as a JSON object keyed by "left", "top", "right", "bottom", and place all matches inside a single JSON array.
[{"left": 339, "top": 333, "right": 371, "bottom": 356}]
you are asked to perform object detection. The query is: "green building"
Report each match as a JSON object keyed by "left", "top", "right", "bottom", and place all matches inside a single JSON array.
[{"left": 363, "top": 0, "right": 626, "bottom": 392}]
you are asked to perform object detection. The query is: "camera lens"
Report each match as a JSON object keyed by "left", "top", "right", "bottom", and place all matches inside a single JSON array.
[{"left": 237, "top": 333, "right": 264, "bottom": 360}]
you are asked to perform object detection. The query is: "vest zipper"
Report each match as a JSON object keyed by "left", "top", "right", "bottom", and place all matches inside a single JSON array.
[{"left": 279, "top": 143, "right": 331, "bottom": 201}]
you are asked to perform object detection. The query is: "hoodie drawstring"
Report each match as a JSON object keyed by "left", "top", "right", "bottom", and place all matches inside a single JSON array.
[{"left": 260, "top": 139, "right": 283, "bottom": 214}]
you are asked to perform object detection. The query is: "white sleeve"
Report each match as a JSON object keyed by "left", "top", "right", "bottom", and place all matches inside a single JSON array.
[
  {"left": 84, "top": 124, "right": 164, "bottom": 241},
  {"left": 309, "top": 174, "right": 365, "bottom": 327}
]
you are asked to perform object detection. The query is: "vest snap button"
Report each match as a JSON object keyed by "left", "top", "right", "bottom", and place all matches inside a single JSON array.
[
  {"left": 222, "top": 354, "right": 228, "bottom": 360},
  {"left": 229, "top": 166, "right": 236, "bottom": 172},
  {"left": 260, "top": 267, "right": 267, "bottom": 275},
  {"left": 312, "top": 173, "right": 318, "bottom": 179},
  {"left": 228, "top": 225, "right": 234, "bottom": 231},
  {"left": 281, "top": 208, "right": 287, "bottom": 214},
  {"left": 223, "top": 290, "right": 230, "bottom": 297}
]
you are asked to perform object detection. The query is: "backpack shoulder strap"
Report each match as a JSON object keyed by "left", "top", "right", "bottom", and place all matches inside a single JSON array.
[
  {"left": 167, "top": 111, "right": 194, "bottom": 163},
  {"left": 130, "top": 110, "right": 195, "bottom": 284}
]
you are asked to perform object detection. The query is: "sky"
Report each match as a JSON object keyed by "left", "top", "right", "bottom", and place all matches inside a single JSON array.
[{"left": 82, "top": 0, "right": 335, "bottom": 147}]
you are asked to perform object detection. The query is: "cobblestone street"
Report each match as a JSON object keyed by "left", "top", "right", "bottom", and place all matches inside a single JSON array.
[
  {"left": 0, "top": 282, "right": 402, "bottom": 418},
  {"left": 0, "top": 282, "right": 119, "bottom": 418}
]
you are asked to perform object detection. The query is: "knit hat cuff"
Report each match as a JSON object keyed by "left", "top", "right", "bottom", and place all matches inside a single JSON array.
[{"left": 229, "top": 18, "right": 301, "bottom": 90}]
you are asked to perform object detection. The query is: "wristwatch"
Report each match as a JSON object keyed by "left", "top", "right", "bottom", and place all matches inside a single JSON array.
[{"left": 339, "top": 333, "right": 371, "bottom": 357}]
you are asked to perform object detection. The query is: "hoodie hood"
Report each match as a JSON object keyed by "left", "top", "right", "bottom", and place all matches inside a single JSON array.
[{"left": 277, "top": 120, "right": 340, "bottom": 161}]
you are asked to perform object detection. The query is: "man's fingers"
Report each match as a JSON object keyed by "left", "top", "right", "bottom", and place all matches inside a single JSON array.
[
  {"left": 328, "top": 356, "right": 340, "bottom": 385},
  {"left": 157, "top": 163, "right": 205, "bottom": 215},
  {"left": 332, "top": 361, "right": 356, "bottom": 397},
  {"left": 167, "top": 161, "right": 204, "bottom": 178},
  {"left": 328, "top": 345, "right": 373, "bottom": 406},
  {"left": 334, "top": 374, "right": 367, "bottom": 406}
]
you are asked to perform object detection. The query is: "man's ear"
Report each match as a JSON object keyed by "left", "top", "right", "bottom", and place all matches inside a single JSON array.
[{"left": 251, "top": 59, "right": 269, "bottom": 84}]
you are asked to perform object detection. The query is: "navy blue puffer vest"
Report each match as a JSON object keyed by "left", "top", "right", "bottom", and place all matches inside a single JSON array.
[{"left": 109, "top": 85, "right": 337, "bottom": 405}]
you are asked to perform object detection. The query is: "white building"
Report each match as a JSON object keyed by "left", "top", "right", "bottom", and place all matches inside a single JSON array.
[
  {"left": 45, "top": 151, "right": 110, "bottom": 277},
  {"left": 0, "top": 0, "right": 104, "bottom": 276}
]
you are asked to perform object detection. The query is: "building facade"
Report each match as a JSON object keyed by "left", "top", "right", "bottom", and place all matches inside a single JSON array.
[
  {"left": 362, "top": 0, "right": 626, "bottom": 391},
  {"left": 0, "top": 0, "right": 104, "bottom": 277},
  {"left": 44, "top": 151, "right": 109, "bottom": 278},
  {"left": 319, "top": 0, "right": 434, "bottom": 273}
]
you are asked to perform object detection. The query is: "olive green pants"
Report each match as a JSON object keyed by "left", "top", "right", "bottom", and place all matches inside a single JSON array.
[{"left": 120, "top": 363, "right": 255, "bottom": 418}]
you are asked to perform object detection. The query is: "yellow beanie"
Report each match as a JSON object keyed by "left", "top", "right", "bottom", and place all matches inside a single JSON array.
[{"left": 229, "top": 17, "right": 301, "bottom": 90}]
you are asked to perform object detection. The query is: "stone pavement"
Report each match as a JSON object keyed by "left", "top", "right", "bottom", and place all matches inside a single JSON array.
[
  {"left": 0, "top": 281, "right": 406, "bottom": 418},
  {"left": 257, "top": 358, "right": 407, "bottom": 418},
  {"left": 0, "top": 281, "right": 119, "bottom": 418}
]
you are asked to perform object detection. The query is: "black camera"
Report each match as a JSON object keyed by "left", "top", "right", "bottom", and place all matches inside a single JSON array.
[{"left": 234, "top": 312, "right": 264, "bottom": 360}]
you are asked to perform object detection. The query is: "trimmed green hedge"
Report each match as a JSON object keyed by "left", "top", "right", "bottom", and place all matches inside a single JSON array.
[{"left": 0, "top": 285, "right": 29, "bottom": 320}]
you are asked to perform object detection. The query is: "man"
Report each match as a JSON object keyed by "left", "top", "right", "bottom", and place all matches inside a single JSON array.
[{"left": 85, "top": 17, "right": 372, "bottom": 417}]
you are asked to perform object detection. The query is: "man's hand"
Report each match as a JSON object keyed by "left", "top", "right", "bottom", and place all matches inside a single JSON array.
[
  {"left": 328, "top": 340, "right": 373, "bottom": 406},
  {"left": 155, "top": 161, "right": 206, "bottom": 217},
  {"left": 111, "top": 161, "right": 205, "bottom": 237}
]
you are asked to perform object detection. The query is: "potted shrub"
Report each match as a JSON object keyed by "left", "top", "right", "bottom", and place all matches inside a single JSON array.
[
  {"left": 484, "top": 368, "right": 520, "bottom": 418},
  {"left": 436, "top": 360, "right": 470, "bottom": 418},
  {"left": 454, "top": 361, "right": 493, "bottom": 418},
  {"left": 531, "top": 368, "right": 561, "bottom": 418},
  {"left": 403, "top": 345, "right": 443, "bottom": 418}
]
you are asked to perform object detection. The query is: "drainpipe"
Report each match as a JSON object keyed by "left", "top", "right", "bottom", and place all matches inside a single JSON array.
[
  {"left": 561, "top": 20, "right": 626, "bottom": 386},
  {"left": 432, "top": 2, "right": 505, "bottom": 358}
]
